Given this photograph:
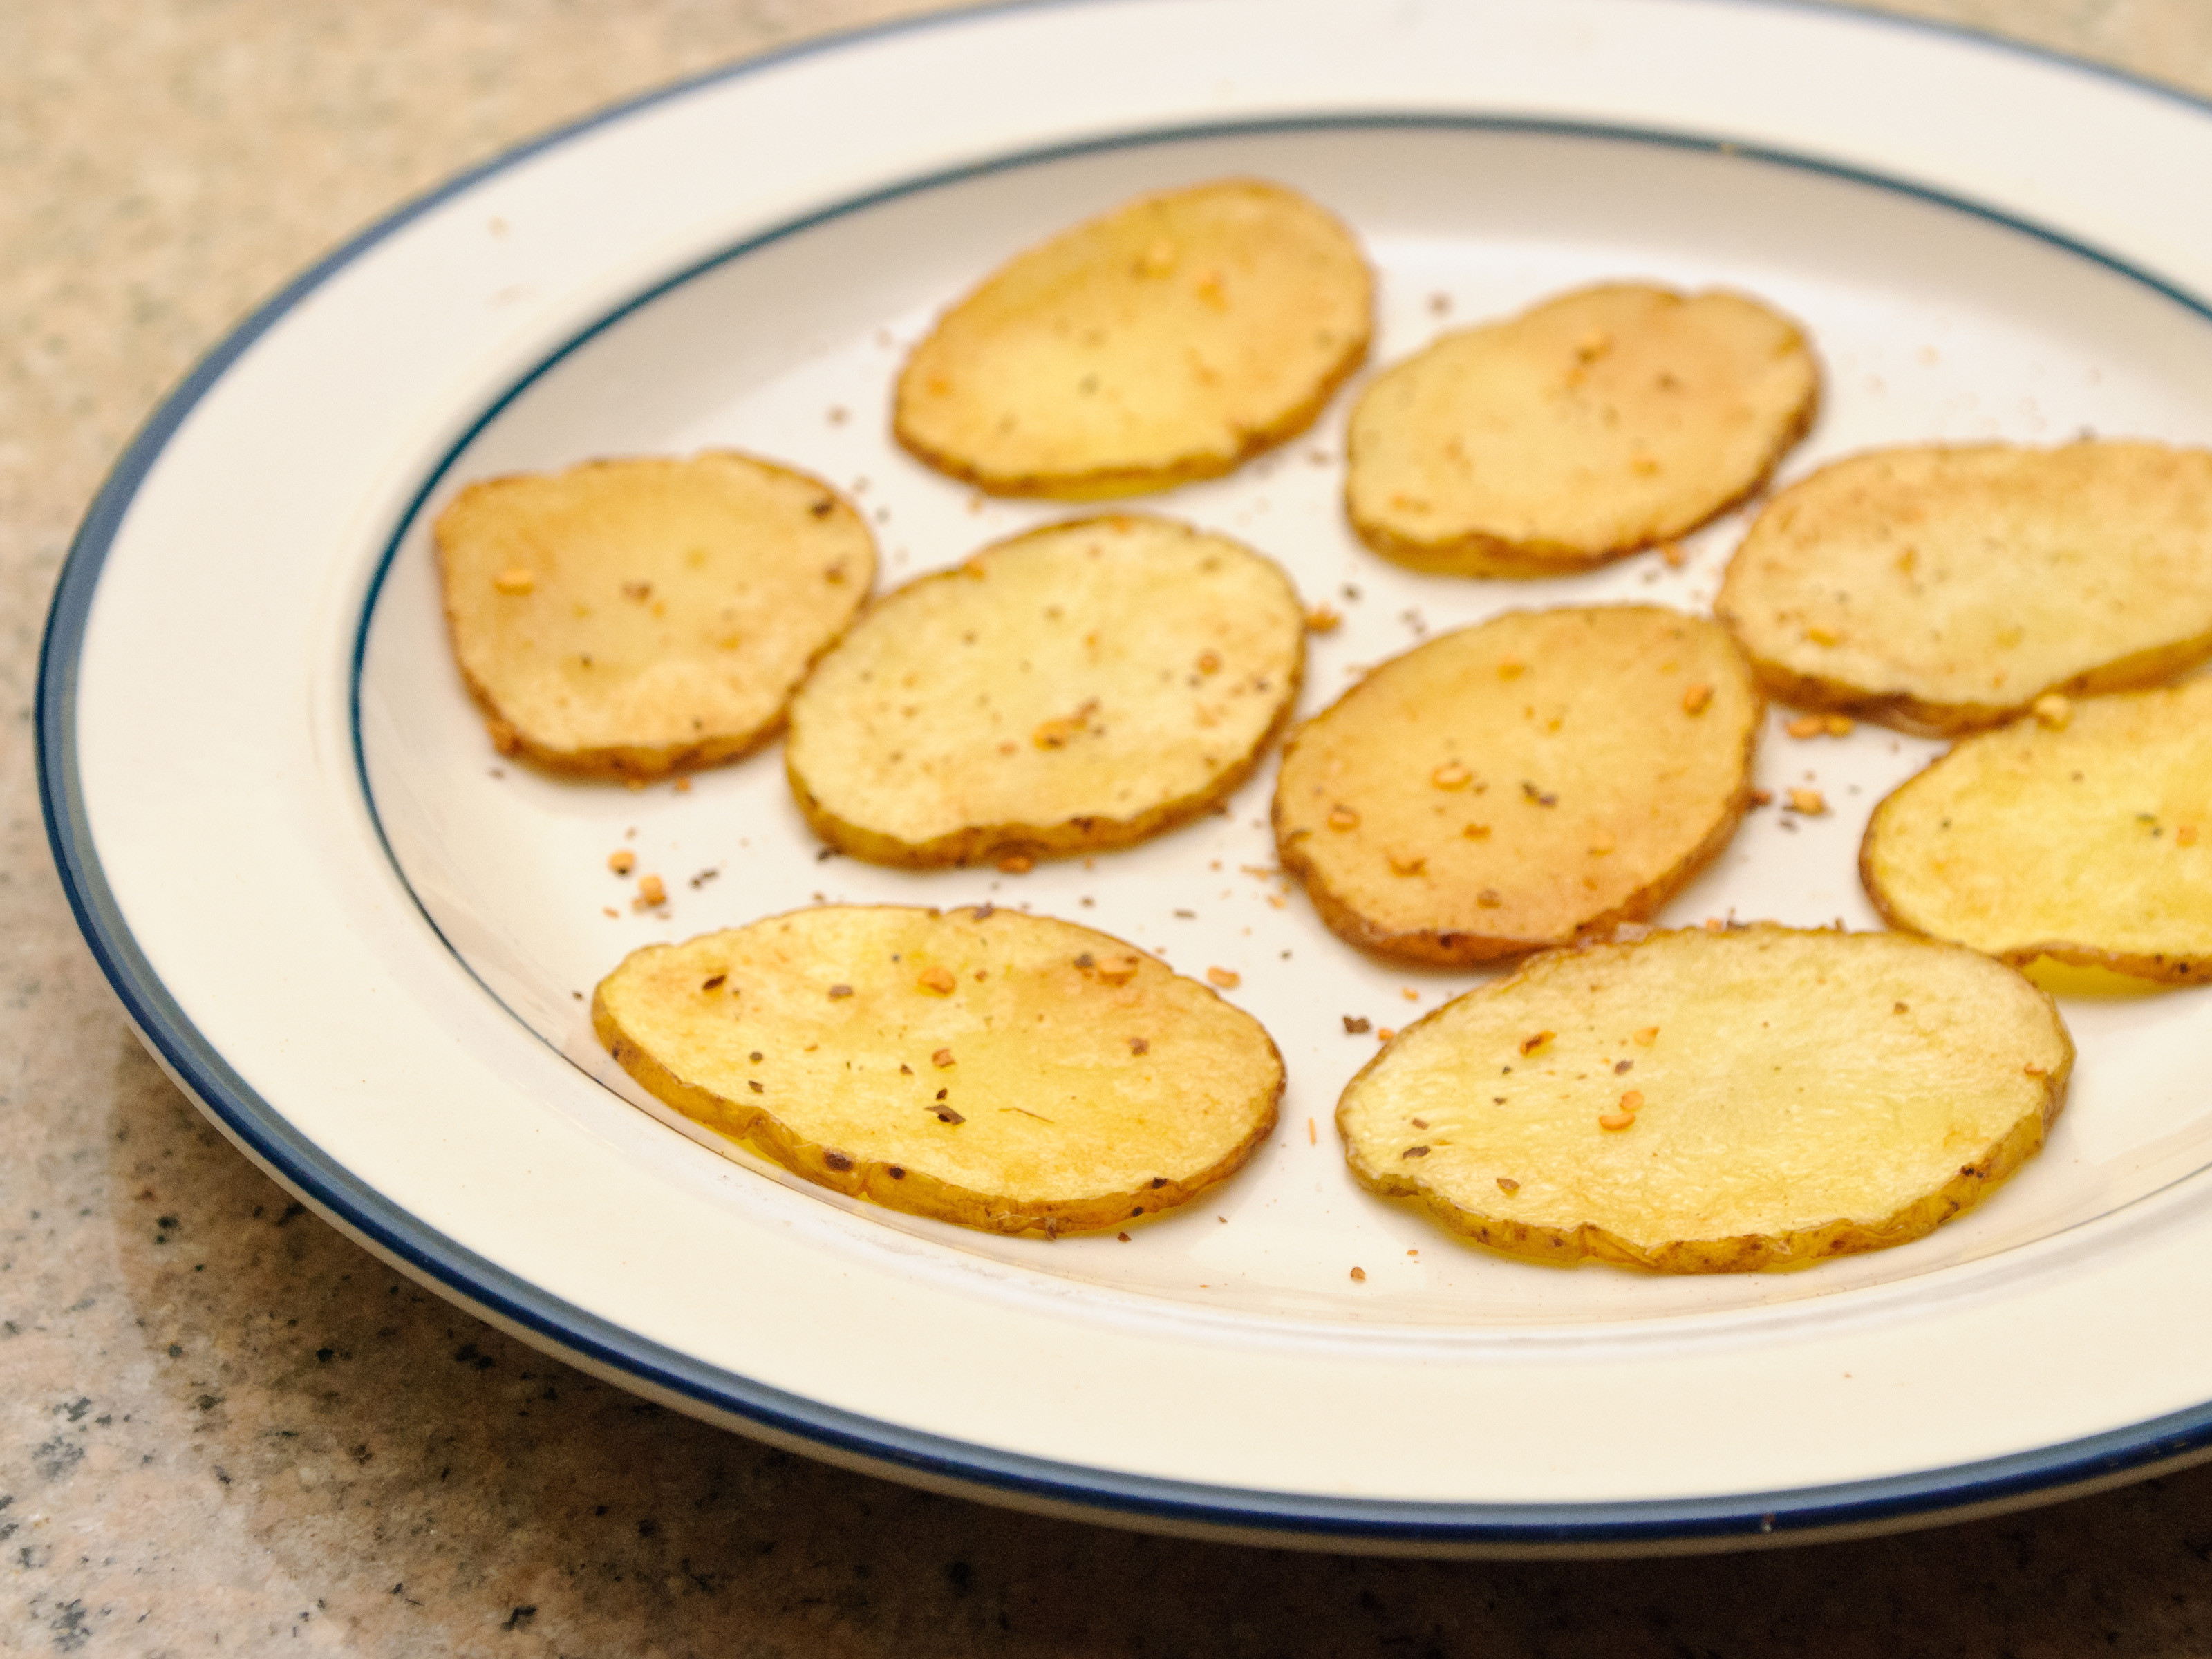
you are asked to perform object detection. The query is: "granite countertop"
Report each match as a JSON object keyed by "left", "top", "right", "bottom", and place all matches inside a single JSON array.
[{"left": 8, "top": 2, "right": 2212, "bottom": 1652}]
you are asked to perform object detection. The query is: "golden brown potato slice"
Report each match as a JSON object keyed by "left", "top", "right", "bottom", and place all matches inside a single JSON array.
[
  {"left": 1344, "top": 283, "right": 1818, "bottom": 575},
  {"left": 1338, "top": 926, "right": 2071, "bottom": 1272},
  {"left": 787, "top": 514, "right": 1304, "bottom": 866},
  {"left": 893, "top": 178, "right": 1371, "bottom": 498},
  {"left": 1273, "top": 607, "right": 1760, "bottom": 964},
  {"left": 1716, "top": 441, "right": 2212, "bottom": 735},
  {"left": 436, "top": 453, "right": 874, "bottom": 778},
  {"left": 594, "top": 905, "right": 1282, "bottom": 1236},
  {"left": 1863, "top": 680, "right": 2212, "bottom": 982}
]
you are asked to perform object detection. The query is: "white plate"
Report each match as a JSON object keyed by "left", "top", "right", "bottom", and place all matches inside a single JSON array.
[{"left": 41, "top": 0, "right": 2212, "bottom": 1554}]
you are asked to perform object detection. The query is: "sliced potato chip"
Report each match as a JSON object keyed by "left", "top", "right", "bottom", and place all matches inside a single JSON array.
[
  {"left": 1863, "top": 680, "right": 2212, "bottom": 982},
  {"left": 594, "top": 906, "right": 1282, "bottom": 1235},
  {"left": 787, "top": 514, "right": 1305, "bottom": 866},
  {"left": 1338, "top": 926, "right": 2071, "bottom": 1272},
  {"left": 893, "top": 178, "right": 1372, "bottom": 498},
  {"left": 436, "top": 453, "right": 874, "bottom": 778},
  {"left": 1716, "top": 441, "right": 2212, "bottom": 734},
  {"left": 1273, "top": 607, "right": 1760, "bottom": 964},
  {"left": 1344, "top": 284, "right": 1818, "bottom": 575}
]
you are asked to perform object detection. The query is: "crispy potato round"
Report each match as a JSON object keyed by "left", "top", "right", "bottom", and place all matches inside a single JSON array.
[
  {"left": 787, "top": 514, "right": 1305, "bottom": 867},
  {"left": 1344, "top": 283, "right": 1818, "bottom": 575},
  {"left": 1273, "top": 607, "right": 1761, "bottom": 964},
  {"left": 892, "top": 178, "right": 1373, "bottom": 498},
  {"left": 1716, "top": 441, "right": 2212, "bottom": 735},
  {"left": 1863, "top": 681, "right": 2212, "bottom": 982},
  {"left": 1338, "top": 926, "right": 2072, "bottom": 1273},
  {"left": 593, "top": 905, "right": 1283, "bottom": 1236},
  {"left": 435, "top": 453, "right": 874, "bottom": 778}
]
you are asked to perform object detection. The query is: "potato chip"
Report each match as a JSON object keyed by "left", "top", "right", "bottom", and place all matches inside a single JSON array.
[
  {"left": 594, "top": 906, "right": 1283, "bottom": 1235},
  {"left": 1338, "top": 926, "right": 2071, "bottom": 1271},
  {"left": 1863, "top": 680, "right": 2212, "bottom": 982},
  {"left": 787, "top": 514, "right": 1304, "bottom": 866},
  {"left": 1717, "top": 441, "right": 2212, "bottom": 733},
  {"left": 1273, "top": 606, "right": 1759, "bottom": 963},
  {"left": 894, "top": 178, "right": 1371, "bottom": 498},
  {"left": 1345, "top": 284, "right": 1817, "bottom": 575},
  {"left": 436, "top": 452, "right": 873, "bottom": 777}
]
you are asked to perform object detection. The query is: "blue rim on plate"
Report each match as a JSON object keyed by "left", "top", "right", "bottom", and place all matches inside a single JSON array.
[{"left": 39, "top": 0, "right": 2212, "bottom": 1550}]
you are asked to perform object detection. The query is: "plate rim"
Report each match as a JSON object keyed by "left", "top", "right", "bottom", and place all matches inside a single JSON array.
[{"left": 40, "top": 0, "right": 2212, "bottom": 1552}]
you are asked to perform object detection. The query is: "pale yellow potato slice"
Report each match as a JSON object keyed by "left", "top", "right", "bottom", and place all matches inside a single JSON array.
[
  {"left": 436, "top": 453, "right": 874, "bottom": 778},
  {"left": 1344, "top": 284, "right": 1818, "bottom": 575},
  {"left": 1273, "top": 607, "right": 1760, "bottom": 964},
  {"left": 1716, "top": 441, "right": 2212, "bottom": 735},
  {"left": 594, "top": 905, "right": 1282, "bottom": 1236},
  {"left": 1339, "top": 926, "right": 2072, "bottom": 1272},
  {"left": 787, "top": 514, "right": 1305, "bottom": 866},
  {"left": 893, "top": 178, "right": 1372, "bottom": 498},
  {"left": 1863, "top": 681, "right": 2212, "bottom": 982}
]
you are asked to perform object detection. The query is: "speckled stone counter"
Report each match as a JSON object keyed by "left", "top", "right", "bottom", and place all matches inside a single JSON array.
[{"left": 8, "top": 3, "right": 2212, "bottom": 1652}]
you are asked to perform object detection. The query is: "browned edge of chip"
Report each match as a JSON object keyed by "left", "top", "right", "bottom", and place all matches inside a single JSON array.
[
  {"left": 462, "top": 688, "right": 789, "bottom": 782},
  {"left": 786, "top": 516, "right": 1306, "bottom": 868},
  {"left": 592, "top": 906, "right": 1284, "bottom": 1236},
  {"left": 435, "top": 453, "right": 872, "bottom": 782},
  {"left": 894, "top": 353, "right": 1371, "bottom": 503},
  {"left": 790, "top": 697, "right": 1301, "bottom": 869},
  {"left": 1859, "top": 764, "right": 2212, "bottom": 985},
  {"left": 1729, "top": 630, "right": 2212, "bottom": 739},
  {"left": 1279, "top": 778, "right": 1755, "bottom": 967},
  {"left": 1333, "top": 926, "right": 2074, "bottom": 1272}
]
